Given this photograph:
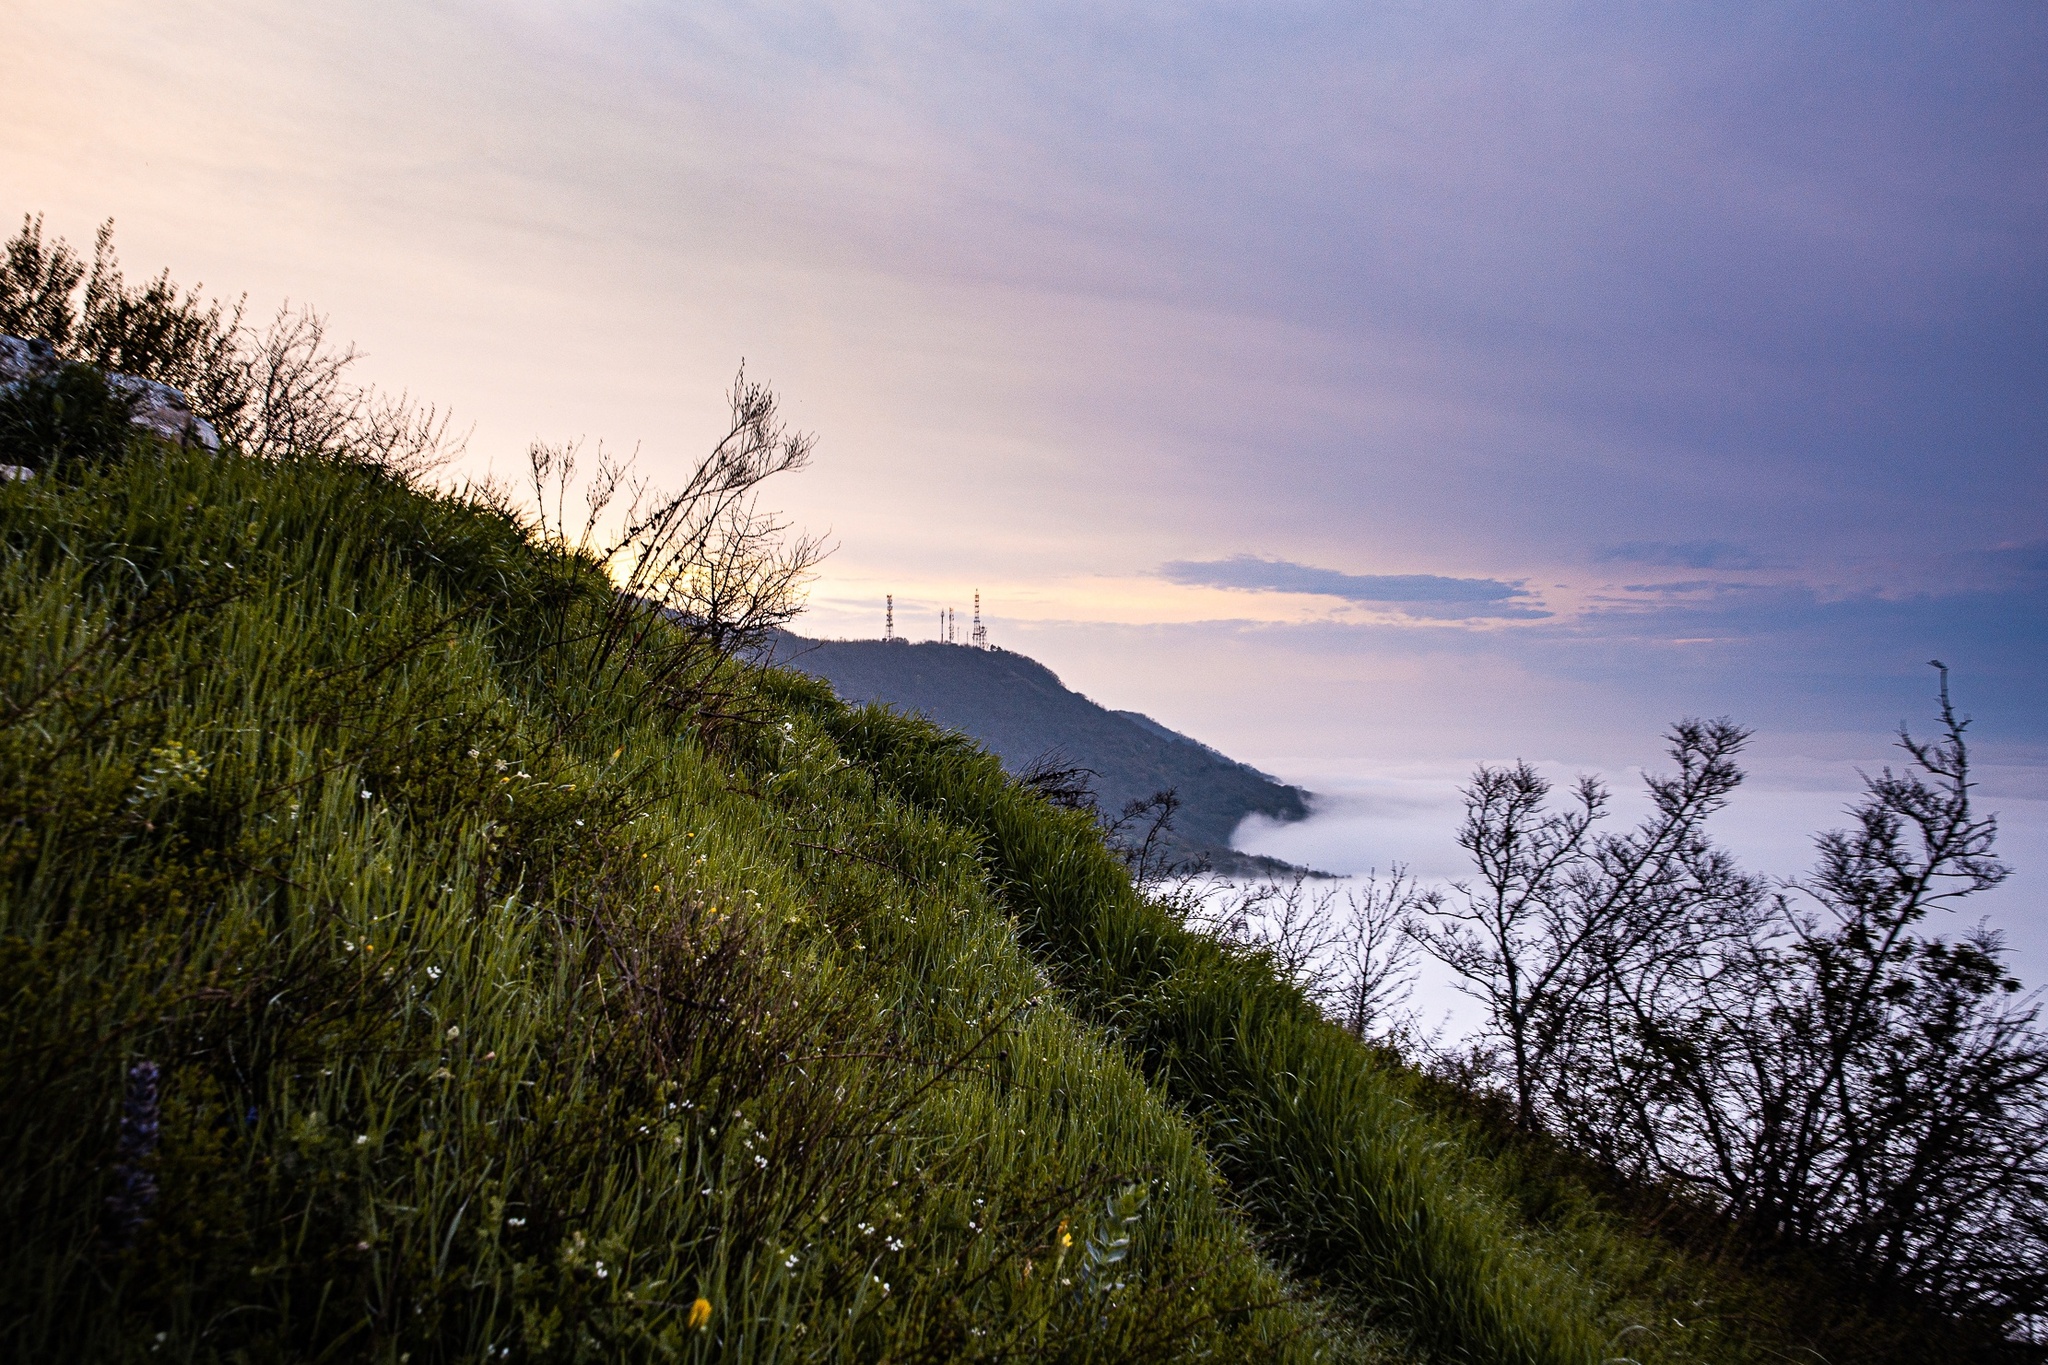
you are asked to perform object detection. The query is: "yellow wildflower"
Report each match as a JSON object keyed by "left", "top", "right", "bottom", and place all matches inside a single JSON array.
[{"left": 688, "top": 1297, "right": 713, "bottom": 1330}]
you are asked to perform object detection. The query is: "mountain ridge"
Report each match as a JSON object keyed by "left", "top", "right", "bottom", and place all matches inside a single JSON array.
[{"left": 770, "top": 633, "right": 1315, "bottom": 876}]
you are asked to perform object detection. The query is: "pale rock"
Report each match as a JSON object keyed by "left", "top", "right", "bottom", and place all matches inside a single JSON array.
[
  {"left": 108, "top": 373, "right": 221, "bottom": 451},
  {"left": 0, "top": 332, "right": 221, "bottom": 452},
  {"left": 0, "top": 334, "right": 57, "bottom": 383}
]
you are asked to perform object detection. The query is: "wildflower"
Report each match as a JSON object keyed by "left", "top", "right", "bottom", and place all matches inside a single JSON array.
[
  {"left": 507, "top": 1216, "right": 526, "bottom": 1227},
  {"left": 355, "top": 1134, "right": 370, "bottom": 1146},
  {"left": 594, "top": 1260, "right": 609, "bottom": 1278},
  {"left": 360, "top": 789, "right": 372, "bottom": 800},
  {"left": 102, "top": 1061, "right": 160, "bottom": 1251},
  {"left": 446, "top": 1025, "right": 460, "bottom": 1040},
  {"left": 1057, "top": 1218, "right": 1072, "bottom": 1251},
  {"left": 688, "top": 1298, "right": 713, "bottom": 1330}
]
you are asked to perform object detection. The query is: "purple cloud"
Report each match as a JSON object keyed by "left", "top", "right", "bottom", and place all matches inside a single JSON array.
[{"left": 1160, "top": 555, "right": 1548, "bottom": 619}]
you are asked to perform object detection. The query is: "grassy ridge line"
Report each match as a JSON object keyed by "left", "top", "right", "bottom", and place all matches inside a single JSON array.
[
  {"left": 1, "top": 446, "right": 1378, "bottom": 1360},
  {"left": 810, "top": 706, "right": 1616, "bottom": 1365}
]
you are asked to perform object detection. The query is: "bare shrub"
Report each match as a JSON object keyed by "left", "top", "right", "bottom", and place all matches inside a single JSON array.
[
  {"left": 231, "top": 304, "right": 466, "bottom": 475},
  {"left": 503, "top": 366, "right": 829, "bottom": 734},
  {"left": 1105, "top": 789, "right": 1202, "bottom": 899},
  {"left": 1016, "top": 752, "right": 1099, "bottom": 814},
  {"left": 1409, "top": 666, "right": 2048, "bottom": 1334},
  {"left": 1206, "top": 870, "right": 1425, "bottom": 1041},
  {"left": 1330, "top": 869, "right": 1426, "bottom": 1040}
]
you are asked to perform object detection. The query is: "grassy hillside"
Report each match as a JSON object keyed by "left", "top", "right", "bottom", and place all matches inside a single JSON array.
[
  {"left": 1, "top": 441, "right": 1368, "bottom": 1361},
  {"left": 2, "top": 418, "right": 2018, "bottom": 1362},
  {"left": 772, "top": 635, "right": 1310, "bottom": 875}
]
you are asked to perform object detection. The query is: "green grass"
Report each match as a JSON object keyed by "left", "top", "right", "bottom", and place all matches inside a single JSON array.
[
  {"left": 810, "top": 711, "right": 1628, "bottom": 1365},
  {"left": 0, "top": 443, "right": 1381, "bottom": 1362},
  {"left": 803, "top": 626, "right": 2040, "bottom": 1365},
  {"left": 2, "top": 429, "right": 2003, "bottom": 1364}
]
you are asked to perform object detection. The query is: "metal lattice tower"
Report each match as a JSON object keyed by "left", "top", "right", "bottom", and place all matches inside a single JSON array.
[
  {"left": 885, "top": 594, "right": 895, "bottom": 642},
  {"left": 972, "top": 592, "right": 987, "bottom": 650}
]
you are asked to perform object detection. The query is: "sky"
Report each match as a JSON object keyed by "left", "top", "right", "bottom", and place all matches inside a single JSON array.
[{"left": 5, "top": 2, "right": 2044, "bottom": 972}]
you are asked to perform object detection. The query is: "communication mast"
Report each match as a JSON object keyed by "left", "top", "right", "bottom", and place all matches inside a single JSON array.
[
  {"left": 884, "top": 594, "right": 895, "bottom": 643},
  {"left": 971, "top": 592, "right": 987, "bottom": 650}
]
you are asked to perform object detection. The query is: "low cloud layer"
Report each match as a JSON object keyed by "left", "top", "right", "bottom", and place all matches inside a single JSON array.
[{"left": 1159, "top": 555, "right": 1548, "bottom": 619}]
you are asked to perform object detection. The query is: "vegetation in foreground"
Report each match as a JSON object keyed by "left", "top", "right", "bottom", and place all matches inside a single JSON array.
[
  {"left": 2, "top": 436, "right": 1385, "bottom": 1362},
  {"left": 3, "top": 213, "right": 2043, "bottom": 1362}
]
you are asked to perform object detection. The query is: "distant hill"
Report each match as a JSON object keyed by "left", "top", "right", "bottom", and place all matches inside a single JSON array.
[{"left": 771, "top": 635, "right": 1313, "bottom": 875}]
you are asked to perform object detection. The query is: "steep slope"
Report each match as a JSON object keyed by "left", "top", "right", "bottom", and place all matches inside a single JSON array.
[
  {"left": 773, "top": 635, "right": 1311, "bottom": 873},
  {"left": 3, "top": 415, "right": 1974, "bottom": 1364},
  {"left": 0, "top": 439, "right": 1370, "bottom": 1362}
]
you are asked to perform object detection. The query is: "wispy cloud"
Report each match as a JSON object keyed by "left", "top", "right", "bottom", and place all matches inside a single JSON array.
[
  {"left": 1159, "top": 555, "right": 1548, "bottom": 619},
  {"left": 1980, "top": 541, "right": 2048, "bottom": 574},
  {"left": 1595, "top": 541, "right": 1764, "bottom": 570}
]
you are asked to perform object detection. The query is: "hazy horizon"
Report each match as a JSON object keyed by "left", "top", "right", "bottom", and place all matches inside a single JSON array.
[{"left": 7, "top": 1, "right": 2042, "bottom": 975}]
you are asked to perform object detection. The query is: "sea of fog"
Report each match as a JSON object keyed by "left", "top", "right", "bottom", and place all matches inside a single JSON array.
[{"left": 1231, "top": 756, "right": 2048, "bottom": 1046}]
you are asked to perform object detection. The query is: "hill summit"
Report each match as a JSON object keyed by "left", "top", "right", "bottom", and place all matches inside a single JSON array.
[{"left": 771, "top": 634, "right": 1313, "bottom": 875}]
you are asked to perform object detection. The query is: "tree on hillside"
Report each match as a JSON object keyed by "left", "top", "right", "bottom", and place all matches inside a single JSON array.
[
  {"left": 1409, "top": 717, "right": 1760, "bottom": 1128},
  {"left": 1406, "top": 665, "right": 2048, "bottom": 1331}
]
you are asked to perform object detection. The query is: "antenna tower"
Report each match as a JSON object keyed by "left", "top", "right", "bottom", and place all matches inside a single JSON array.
[
  {"left": 972, "top": 592, "right": 987, "bottom": 649},
  {"left": 885, "top": 594, "right": 895, "bottom": 643}
]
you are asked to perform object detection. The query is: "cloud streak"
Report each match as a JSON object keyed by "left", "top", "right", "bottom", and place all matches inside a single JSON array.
[{"left": 1159, "top": 555, "right": 1548, "bottom": 619}]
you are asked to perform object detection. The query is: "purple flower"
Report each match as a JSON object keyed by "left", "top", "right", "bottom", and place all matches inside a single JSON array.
[{"left": 103, "top": 1061, "right": 161, "bottom": 1251}]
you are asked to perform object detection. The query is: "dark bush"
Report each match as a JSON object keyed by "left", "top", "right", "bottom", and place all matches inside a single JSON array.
[{"left": 0, "top": 362, "right": 136, "bottom": 473}]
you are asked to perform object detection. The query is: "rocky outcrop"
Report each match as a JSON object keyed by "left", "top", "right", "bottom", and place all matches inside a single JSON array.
[
  {"left": 106, "top": 373, "right": 221, "bottom": 451},
  {"left": 0, "top": 334, "right": 57, "bottom": 385},
  {"left": 0, "top": 333, "right": 221, "bottom": 452}
]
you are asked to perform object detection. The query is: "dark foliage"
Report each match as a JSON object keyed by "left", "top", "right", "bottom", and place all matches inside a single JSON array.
[
  {"left": 0, "top": 360, "right": 137, "bottom": 472},
  {"left": 1410, "top": 668, "right": 2048, "bottom": 1341},
  {"left": 0, "top": 213, "right": 86, "bottom": 346}
]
